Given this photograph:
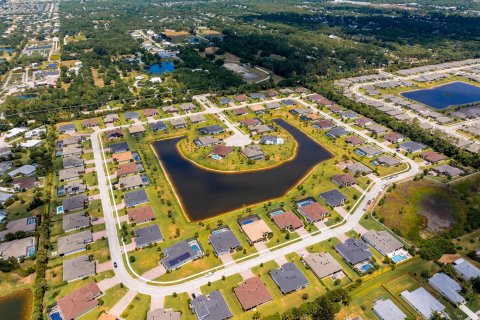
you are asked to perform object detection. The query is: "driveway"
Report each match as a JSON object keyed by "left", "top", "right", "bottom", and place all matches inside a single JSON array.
[
  {"left": 109, "top": 289, "right": 137, "bottom": 317},
  {"left": 334, "top": 207, "right": 348, "bottom": 218},
  {"left": 98, "top": 275, "right": 120, "bottom": 291},
  {"left": 336, "top": 233, "right": 349, "bottom": 243},
  {"left": 150, "top": 295, "right": 165, "bottom": 311},
  {"left": 254, "top": 242, "right": 268, "bottom": 254},
  {"left": 142, "top": 265, "right": 166, "bottom": 280},
  {"left": 96, "top": 260, "right": 113, "bottom": 273},
  {"left": 219, "top": 253, "right": 234, "bottom": 265},
  {"left": 93, "top": 230, "right": 107, "bottom": 241}
]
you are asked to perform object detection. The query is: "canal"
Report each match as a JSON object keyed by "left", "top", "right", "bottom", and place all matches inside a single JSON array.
[{"left": 152, "top": 119, "right": 332, "bottom": 220}]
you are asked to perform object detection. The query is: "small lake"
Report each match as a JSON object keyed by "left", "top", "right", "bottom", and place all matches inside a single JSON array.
[
  {"left": 401, "top": 81, "right": 480, "bottom": 110},
  {"left": 0, "top": 290, "right": 33, "bottom": 320},
  {"left": 146, "top": 62, "right": 175, "bottom": 74},
  {"left": 0, "top": 47, "right": 13, "bottom": 53},
  {"left": 153, "top": 119, "right": 332, "bottom": 220}
]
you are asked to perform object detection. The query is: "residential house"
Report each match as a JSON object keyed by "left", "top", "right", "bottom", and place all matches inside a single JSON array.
[
  {"left": 377, "top": 155, "right": 401, "bottom": 167},
  {"left": 117, "top": 162, "right": 138, "bottom": 177},
  {"left": 320, "top": 189, "right": 347, "bottom": 207},
  {"left": 428, "top": 273, "right": 465, "bottom": 305},
  {"left": 219, "top": 97, "right": 233, "bottom": 105},
  {"left": 234, "top": 277, "right": 272, "bottom": 311},
  {"left": 109, "top": 142, "right": 129, "bottom": 154},
  {"left": 250, "top": 105, "right": 267, "bottom": 114},
  {"left": 57, "top": 230, "right": 93, "bottom": 256},
  {"left": 124, "top": 111, "right": 139, "bottom": 121},
  {"left": 62, "top": 144, "right": 83, "bottom": 158},
  {"left": 332, "top": 174, "right": 356, "bottom": 187},
  {"left": 372, "top": 299, "right": 407, "bottom": 320},
  {"left": 62, "top": 194, "right": 88, "bottom": 212},
  {"left": 270, "top": 262, "right": 309, "bottom": 294},
  {"left": 366, "top": 124, "right": 388, "bottom": 135},
  {"left": 384, "top": 132, "right": 404, "bottom": 144},
  {"left": 147, "top": 309, "right": 181, "bottom": 320},
  {"left": 59, "top": 124, "right": 76, "bottom": 134},
  {"left": 326, "top": 127, "right": 349, "bottom": 139},
  {"left": 433, "top": 164, "right": 464, "bottom": 178},
  {"left": 143, "top": 108, "right": 159, "bottom": 118},
  {"left": 63, "top": 212, "right": 90, "bottom": 232},
  {"left": 265, "top": 102, "right": 280, "bottom": 110},
  {"left": 303, "top": 252, "right": 342, "bottom": 279},
  {"left": 335, "top": 238, "right": 372, "bottom": 265},
  {"left": 362, "top": 230, "right": 403, "bottom": 256},
  {"left": 127, "top": 205, "right": 155, "bottom": 224},
  {"left": 150, "top": 121, "right": 167, "bottom": 132},
  {"left": 355, "top": 117, "right": 373, "bottom": 127},
  {"left": 290, "top": 108, "right": 311, "bottom": 116},
  {"left": 453, "top": 258, "right": 480, "bottom": 280},
  {"left": 134, "top": 224, "right": 163, "bottom": 248},
  {"left": 124, "top": 189, "right": 148, "bottom": 208},
  {"left": 198, "top": 125, "right": 224, "bottom": 135},
  {"left": 345, "top": 136, "right": 365, "bottom": 146},
  {"left": 241, "top": 219, "right": 272, "bottom": 243},
  {"left": 260, "top": 135, "right": 284, "bottom": 145},
  {"left": 59, "top": 166, "right": 85, "bottom": 182},
  {"left": 8, "top": 164, "right": 36, "bottom": 178},
  {"left": 82, "top": 118, "right": 99, "bottom": 128},
  {"left": 57, "top": 283, "right": 102, "bottom": 320},
  {"left": 161, "top": 239, "right": 203, "bottom": 271},
  {"left": 233, "top": 107, "right": 248, "bottom": 116},
  {"left": 170, "top": 118, "right": 188, "bottom": 129},
  {"left": 421, "top": 151, "right": 445, "bottom": 164},
  {"left": 0, "top": 217, "right": 36, "bottom": 240},
  {"left": 313, "top": 120, "right": 335, "bottom": 130},
  {"left": 63, "top": 255, "right": 96, "bottom": 282},
  {"left": 208, "top": 228, "right": 241, "bottom": 256},
  {"left": 239, "top": 118, "right": 261, "bottom": 127},
  {"left": 118, "top": 174, "right": 146, "bottom": 190},
  {"left": 355, "top": 145, "right": 383, "bottom": 158},
  {"left": 400, "top": 141, "right": 426, "bottom": 153},
  {"left": 180, "top": 103, "right": 196, "bottom": 112},
  {"left": 401, "top": 287, "right": 447, "bottom": 320},
  {"left": 0, "top": 236, "right": 35, "bottom": 260},
  {"left": 210, "top": 145, "right": 234, "bottom": 159},
  {"left": 280, "top": 99, "right": 296, "bottom": 106},
  {"left": 162, "top": 106, "right": 178, "bottom": 114},
  {"left": 241, "top": 146, "right": 265, "bottom": 161},
  {"left": 189, "top": 115, "right": 206, "bottom": 124},
  {"left": 13, "top": 176, "right": 37, "bottom": 190},
  {"left": 347, "top": 162, "right": 373, "bottom": 175},
  {"left": 63, "top": 156, "right": 84, "bottom": 169},
  {"left": 190, "top": 291, "right": 232, "bottom": 320},
  {"left": 272, "top": 211, "right": 304, "bottom": 231},
  {"left": 112, "top": 151, "right": 134, "bottom": 164},
  {"left": 129, "top": 124, "right": 146, "bottom": 136},
  {"left": 297, "top": 202, "right": 328, "bottom": 222},
  {"left": 234, "top": 94, "right": 248, "bottom": 102},
  {"left": 104, "top": 113, "right": 119, "bottom": 124}
]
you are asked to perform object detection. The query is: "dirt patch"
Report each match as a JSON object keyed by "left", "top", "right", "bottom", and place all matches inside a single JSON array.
[
  {"left": 419, "top": 194, "right": 453, "bottom": 232},
  {"left": 438, "top": 253, "right": 462, "bottom": 264}
]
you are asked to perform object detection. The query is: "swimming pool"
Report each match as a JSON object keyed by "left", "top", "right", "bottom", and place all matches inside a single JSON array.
[
  {"left": 140, "top": 174, "right": 149, "bottom": 184},
  {"left": 270, "top": 209, "right": 284, "bottom": 217},
  {"left": 296, "top": 199, "right": 314, "bottom": 207},
  {"left": 241, "top": 219, "right": 254, "bottom": 225},
  {"left": 211, "top": 154, "right": 222, "bottom": 161},
  {"left": 26, "top": 246, "right": 35, "bottom": 257},
  {"left": 132, "top": 152, "right": 141, "bottom": 162},
  {"left": 191, "top": 244, "right": 201, "bottom": 252},
  {"left": 56, "top": 206, "right": 64, "bottom": 214},
  {"left": 211, "top": 228, "right": 228, "bottom": 235},
  {"left": 361, "top": 264, "right": 373, "bottom": 273},
  {"left": 391, "top": 254, "right": 407, "bottom": 263},
  {"left": 49, "top": 312, "right": 62, "bottom": 320},
  {"left": 26, "top": 217, "right": 36, "bottom": 225}
]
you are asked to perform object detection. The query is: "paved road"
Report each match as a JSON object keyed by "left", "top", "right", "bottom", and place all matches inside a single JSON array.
[{"left": 90, "top": 95, "right": 420, "bottom": 296}]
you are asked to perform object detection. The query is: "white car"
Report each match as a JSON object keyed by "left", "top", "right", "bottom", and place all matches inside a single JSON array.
[{"left": 205, "top": 272, "right": 214, "bottom": 277}]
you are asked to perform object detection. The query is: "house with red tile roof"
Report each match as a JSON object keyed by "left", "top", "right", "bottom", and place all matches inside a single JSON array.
[
  {"left": 298, "top": 202, "right": 328, "bottom": 222},
  {"left": 57, "top": 282, "right": 102, "bottom": 320},
  {"left": 272, "top": 211, "right": 304, "bottom": 231},
  {"left": 234, "top": 277, "right": 272, "bottom": 311},
  {"left": 127, "top": 205, "right": 155, "bottom": 224}
]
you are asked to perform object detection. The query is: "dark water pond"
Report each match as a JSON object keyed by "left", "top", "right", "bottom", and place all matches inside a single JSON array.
[
  {"left": 0, "top": 290, "right": 32, "bottom": 320},
  {"left": 401, "top": 81, "right": 480, "bottom": 109},
  {"left": 152, "top": 119, "right": 332, "bottom": 220},
  {"left": 146, "top": 62, "right": 175, "bottom": 74}
]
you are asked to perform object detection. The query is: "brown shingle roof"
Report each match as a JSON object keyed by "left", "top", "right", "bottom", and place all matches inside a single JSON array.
[
  {"left": 332, "top": 174, "right": 356, "bottom": 186},
  {"left": 299, "top": 202, "right": 328, "bottom": 222},
  {"left": 234, "top": 277, "right": 272, "bottom": 310},
  {"left": 210, "top": 145, "right": 233, "bottom": 158},
  {"left": 83, "top": 118, "right": 99, "bottom": 127},
  {"left": 421, "top": 150, "right": 445, "bottom": 163},
  {"left": 143, "top": 108, "right": 158, "bottom": 117},
  {"left": 345, "top": 136, "right": 364, "bottom": 145},
  {"left": 117, "top": 162, "right": 138, "bottom": 176},
  {"left": 272, "top": 211, "right": 304, "bottom": 230},
  {"left": 127, "top": 206, "right": 155, "bottom": 224},
  {"left": 57, "top": 282, "right": 101, "bottom": 320}
]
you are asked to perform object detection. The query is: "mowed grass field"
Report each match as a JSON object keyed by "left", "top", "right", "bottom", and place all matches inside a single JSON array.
[{"left": 376, "top": 179, "right": 467, "bottom": 243}]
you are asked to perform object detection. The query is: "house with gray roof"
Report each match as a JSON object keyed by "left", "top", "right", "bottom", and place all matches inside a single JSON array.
[
  {"left": 241, "top": 146, "right": 265, "bottom": 161},
  {"left": 219, "top": 97, "right": 233, "bottom": 105},
  {"left": 59, "top": 166, "right": 85, "bottom": 182},
  {"left": 320, "top": 189, "right": 346, "bottom": 207},
  {"left": 162, "top": 105, "right": 178, "bottom": 113},
  {"left": 428, "top": 273, "right": 465, "bottom": 305},
  {"left": 124, "top": 111, "right": 139, "bottom": 121},
  {"left": 109, "top": 142, "right": 129, "bottom": 154},
  {"left": 355, "top": 145, "right": 383, "bottom": 158},
  {"left": 63, "top": 156, "right": 84, "bottom": 169},
  {"left": 59, "top": 124, "right": 76, "bottom": 134},
  {"left": 170, "top": 118, "right": 188, "bottom": 129},
  {"left": 401, "top": 287, "right": 447, "bottom": 320},
  {"left": 180, "top": 103, "right": 196, "bottom": 112},
  {"left": 0, "top": 217, "right": 37, "bottom": 240},
  {"left": 199, "top": 125, "right": 224, "bottom": 135},
  {"left": 190, "top": 290, "right": 232, "bottom": 320},
  {"left": 62, "top": 144, "right": 82, "bottom": 157},
  {"left": 433, "top": 164, "right": 465, "bottom": 178},
  {"left": 335, "top": 238, "right": 372, "bottom": 265},
  {"left": 104, "top": 113, "right": 120, "bottom": 123},
  {"left": 304, "top": 252, "right": 342, "bottom": 279},
  {"left": 372, "top": 299, "right": 406, "bottom": 320},
  {"left": 8, "top": 164, "right": 36, "bottom": 178},
  {"left": 64, "top": 180, "right": 87, "bottom": 196},
  {"left": 118, "top": 174, "right": 146, "bottom": 190},
  {"left": 347, "top": 162, "right": 373, "bottom": 175},
  {"left": 63, "top": 213, "right": 91, "bottom": 232},
  {"left": 326, "top": 127, "right": 349, "bottom": 139},
  {"left": 208, "top": 228, "right": 241, "bottom": 256},
  {"left": 57, "top": 230, "right": 93, "bottom": 256},
  {"left": 62, "top": 194, "right": 88, "bottom": 212},
  {"left": 147, "top": 308, "right": 182, "bottom": 320},
  {"left": 453, "top": 258, "right": 480, "bottom": 280},
  {"left": 0, "top": 192, "right": 13, "bottom": 204},
  {"left": 270, "top": 262, "right": 309, "bottom": 294},
  {"left": 134, "top": 224, "right": 163, "bottom": 248},
  {"left": 150, "top": 121, "right": 167, "bottom": 131},
  {"left": 124, "top": 189, "right": 148, "bottom": 208},
  {"left": 161, "top": 239, "right": 203, "bottom": 271},
  {"left": 189, "top": 115, "right": 207, "bottom": 124},
  {"left": 0, "top": 236, "right": 35, "bottom": 260},
  {"left": 377, "top": 155, "right": 401, "bottom": 167},
  {"left": 400, "top": 141, "right": 426, "bottom": 153},
  {"left": 362, "top": 230, "right": 403, "bottom": 256},
  {"left": 63, "top": 254, "right": 96, "bottom": 282},
  {"left": 194, "top": 136, "right": 219, "bottom": 147},
  {"left": 365, "top": 124, "right": 388, "bottom": 134}
]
